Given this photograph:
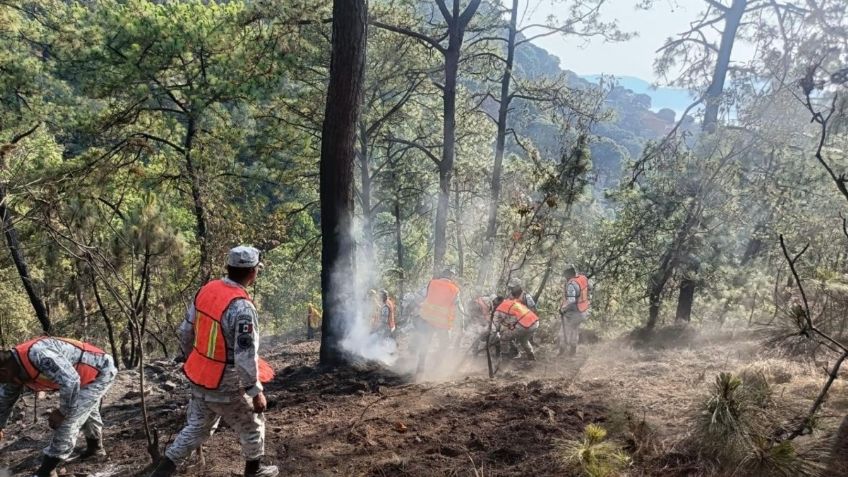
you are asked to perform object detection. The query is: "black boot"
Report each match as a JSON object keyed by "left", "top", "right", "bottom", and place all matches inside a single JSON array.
[
  {"left": 148, "top": 457, "right": 178, "bottom": 477},
  {"left": 244, "top": 459, "right": 279, "bottom": 477},
  {"left": 78, "top": 437, "right": 107, "bottom": 460},
  {"left": 34, "top": 456, "right": 62, "bottom": 477}
]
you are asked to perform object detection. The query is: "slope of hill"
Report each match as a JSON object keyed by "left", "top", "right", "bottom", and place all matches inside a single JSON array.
[{"left": 583, "top": 74, "right": 695, "bottom": 115}]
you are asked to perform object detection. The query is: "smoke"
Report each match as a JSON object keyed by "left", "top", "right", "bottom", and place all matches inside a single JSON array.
[{"left": 330, "top": 217, "right": 398, "bottom": 366}]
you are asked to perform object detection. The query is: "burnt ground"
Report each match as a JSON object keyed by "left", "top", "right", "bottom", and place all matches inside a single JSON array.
[{"left": 1, "top": 332, "right": 845, "bottom": 477}]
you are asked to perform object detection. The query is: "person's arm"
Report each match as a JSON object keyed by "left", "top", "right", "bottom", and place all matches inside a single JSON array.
[
  {"left": 560, "top": 282, "right": 579, "bottom": 314},
  {"left": 31, "top": 347, "right": 80, "bottom": 417},
  {"left": 0, "top": 383, "right": 23, "bottom": 432},
  {"left": 232, "top": 300, "right": 262, "bottom": 399},
  {"left": 178, "top": 304, "right": 197, "bottom": 359},
  {"left": 525, "top": 294, "right": 537, "bottom": 312}
]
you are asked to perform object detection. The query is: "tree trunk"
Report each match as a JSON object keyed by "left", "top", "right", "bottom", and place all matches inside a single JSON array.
[
  {"left": 434, "top": 44, "right": 458, "bottom": 274},
  {"left": 0, "top": 183, "right": 51, "bottom": 334},
  {"left": 392, "top": 171, "right": 405, "bottom": 316},
  {"left": 478, "top": 0, "right": 518, "bottom": 288},
  {"left": 183, "top": 116, "right": 211, "bottom": 285},
  {"left": 453, "top": 182, "right": 465, "bottom": 276},
  {"left": 90, "top": 270, "right": 120, "bottom": 367},
  {"left": 702, "top": 0, "right": 746, "bottom": 131},
  {"left": 358, "top": 121, "right": 376, "bottom": 282},
  {"left": 675, "top": 277, "right": 695, "bottom": 323},
  {"left": 319, "top": 0, "right": 368, "bottom": 367}
]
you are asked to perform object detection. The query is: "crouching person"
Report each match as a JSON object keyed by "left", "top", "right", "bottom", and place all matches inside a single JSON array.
[
  {"left": 0, "top": 337, "right": 117, "bottom": 477},
  {"left": 149, "top": 246, "right": 278, "bottom": 477},
  {"left": 494, "top": 288, "right": 540, "bottom": 361}
]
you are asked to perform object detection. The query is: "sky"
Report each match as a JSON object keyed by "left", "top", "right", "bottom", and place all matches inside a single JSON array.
[{"left": 524, "top": 0, "right": 749, "bottom": 82}]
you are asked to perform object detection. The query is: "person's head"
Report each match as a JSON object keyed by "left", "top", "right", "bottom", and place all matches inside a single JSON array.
[
  {"left": 507, "top": 279, "right": 523, "bottom": 298},
  {"left": 0, "top": 350, "right": 20, "bottom": 383},
  {"left": 438, "top": 268, "right": 456, "bottom": 280},
  {"left": 380, "top": 290, "right": 389, "bottom": 302},
  {"left": 225, "top": 245, "right": 262, "bottom": 286},
  {"left": 564, "top": 264, "right": 577, "bottom": 279}
]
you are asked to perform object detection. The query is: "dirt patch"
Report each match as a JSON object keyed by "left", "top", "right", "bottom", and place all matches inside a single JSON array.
[{"left": 0, "top": 334, "right": 842, "bottom": 476}]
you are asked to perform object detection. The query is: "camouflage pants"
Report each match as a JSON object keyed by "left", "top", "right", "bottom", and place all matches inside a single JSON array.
[
  {"left": 45, "top": 356, "right": 116, "bottom": 459},
  {"left": 413, "top": 320, "right": 450, "bottom": 375},
  {"left": 500, "top": 322, "right": 539, "bottom": 359},
  {"left": 165, "top": 394, "right": 265, "bottom": 464},
  {"left": 559, "top": 313, "right": 586, "bottom": 353}
]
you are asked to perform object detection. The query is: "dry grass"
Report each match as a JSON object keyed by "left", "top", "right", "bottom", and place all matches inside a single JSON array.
[{"left": 556, "top": 424, "right": 631, "bottom": 477}]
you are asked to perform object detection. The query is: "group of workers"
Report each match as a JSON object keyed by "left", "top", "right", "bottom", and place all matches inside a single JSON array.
[
  {"left": 0, "top": 243, "right": 590, "bottom": 477},
  {"left": 0, "top": 246, "right": 278, "bottom": 477},
  {"left": 412, "top": 264, "right": 591, "bottom": 372}
]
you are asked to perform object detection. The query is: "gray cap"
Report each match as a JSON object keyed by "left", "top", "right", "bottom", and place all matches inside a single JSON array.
[{"left": 227, "top": 245, "right": 261, "bottom": 268}]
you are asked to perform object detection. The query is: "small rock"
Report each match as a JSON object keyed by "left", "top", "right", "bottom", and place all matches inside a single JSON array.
[{"left": 161, "top": 381, "right": 178, "bottom": 392}]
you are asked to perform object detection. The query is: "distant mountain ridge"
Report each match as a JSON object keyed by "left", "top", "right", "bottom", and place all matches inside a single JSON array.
[{"left": 581, "top": 75, "right": 694, "bottom": 115}]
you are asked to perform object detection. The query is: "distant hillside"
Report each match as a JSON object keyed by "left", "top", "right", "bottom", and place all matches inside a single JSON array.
[
  {"left": 510, "top": 40, "right": 680, "bottom": 188},
  {"left": 582, "top": 75, "right": 694, "bottom": 115}
]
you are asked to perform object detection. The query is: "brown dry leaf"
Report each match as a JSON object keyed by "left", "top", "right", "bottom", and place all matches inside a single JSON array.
[{"left": 394, "top": 421, "right": 408, "bottom": 433}]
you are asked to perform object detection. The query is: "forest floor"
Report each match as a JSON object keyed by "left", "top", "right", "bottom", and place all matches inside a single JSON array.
[{"left": 1, "top": 329, "right": 845, "bottom": 477}]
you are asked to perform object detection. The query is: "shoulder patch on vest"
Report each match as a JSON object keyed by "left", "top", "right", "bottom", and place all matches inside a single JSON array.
[
  {"left": 238, "top": 322, "right": 253, "bottom": 334},
  {"left": 237, "top": 334, "right": 254, "bottom": 349}
]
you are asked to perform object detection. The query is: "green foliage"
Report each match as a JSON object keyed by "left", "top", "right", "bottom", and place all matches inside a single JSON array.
[{"left": 557, "top": 423, "right": 631, "bottom": 477}]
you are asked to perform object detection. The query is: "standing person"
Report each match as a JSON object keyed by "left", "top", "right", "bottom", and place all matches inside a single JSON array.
[
  {"left": 415, "top": 269, "right": 463, "bottom": 376},
  {"left": 0, "top": 337, "right": 116, "bottom": 477},
  {"left": 149, "top": 246, "right": 278, "bottom": 477},
  {"left": 559, "top": 264, "right": 591, "bottom": 356},
  {"left": 494, "top": 288, "right": 540, "bottom": 361},
  {"left": 376, "top": 290, "right": 397, "bottom": 339},
  {"left": 306, "top": 303, "right": 322, "bottom": 340}
]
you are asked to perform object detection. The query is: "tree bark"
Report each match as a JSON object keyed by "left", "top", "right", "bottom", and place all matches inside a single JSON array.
[
  {"left": 90, "top": 270, "right": 120, "bottom": 367},
  {"left": 183, "top": 115, "right": 211, "bottom": 285},
  {"left": 319, "top": 0, "right": 368, "bottom": 367},
  {"left": 358, "top": 121, "right": 376, "bottom": 282},
  {"left": 453, "top": 182, "right": 465, "bottom": 276},
  {"left": 478, "top": 0, "right": 518, "bottom": 288},
  {"left": 432, "top": 0, "right": 482, "bottom": 274},
  {"left": 675, "top": 277, "right": 695, "bottom": 322},
  {"left": 702, "top": 0, "right": 747, "bottom": 131}
]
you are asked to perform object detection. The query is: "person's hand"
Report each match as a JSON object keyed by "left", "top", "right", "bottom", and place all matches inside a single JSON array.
[
  {"left": 252, "top": 392, "right": 267, "bottom": 413},
  {"left": 47, "top": 409, "right": 65, "bottom": 430}
]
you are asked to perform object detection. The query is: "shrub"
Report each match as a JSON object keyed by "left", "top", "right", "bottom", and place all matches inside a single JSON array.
[{"left": 557, "top": 423, "right": 631, "bottom": 477}]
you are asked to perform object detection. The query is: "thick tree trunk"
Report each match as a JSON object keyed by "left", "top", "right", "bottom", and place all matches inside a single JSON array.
[
  {"left": 478, "top": 0, "right": 518, "bottom": 288},
  {"left": 434, "top": 46, "right": 458, "bottom": 274},
  {"left": 319, "top": 0, "right": 367, "bottom": 367},
  {"left": 675, "top": 277, "right": 695, "bottom": 323},
  {"left": 702, "top": 0, "right": 746, "bottom": 131},
  {"left": 392, "top": 169, "right": 406, "bottom": 316},
  {"left": 0, "top": 183, "right": 51, "bottom": 334}
]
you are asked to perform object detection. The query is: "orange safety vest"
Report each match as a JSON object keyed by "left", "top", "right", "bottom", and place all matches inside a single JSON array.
[
  {"left": 14, "top": 337, "right": 105, "bottom": 392},
  {"left": 495, "top": 299, "right": 539, "bottom": 329},
  {"left": 565, "top": 275, "right": 591, "bottom": 313},
  {"left": 386, "top": 298, "right": 396, "bottom": 330},
  {"left": 183, "top": 279, "right": 251, "bottom": 390},
  {"left": 419, "top": 278, "right": 460, "bottom": 329}
]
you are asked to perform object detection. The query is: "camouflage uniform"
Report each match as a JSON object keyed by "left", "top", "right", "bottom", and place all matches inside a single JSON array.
[
  {"left": 165, "top": 278, "right": 265, "bottom": 464},
  {"left": 0, "top": 338, "right": 116, "bottom": 460},
  {"left": 494, "top": 308, "right": 539, "bottom": 359},
  {"left": 559, "top": 280, "right": 589, "bottom": 353}
]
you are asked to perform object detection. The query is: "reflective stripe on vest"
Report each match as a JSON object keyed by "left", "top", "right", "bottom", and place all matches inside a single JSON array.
[
  {"left": 495, "top": 299, "right": 539, "bottom": 328},
  {"left": 183, "top": 279, "right": 251, "bottom": 390},
  {"left": 419, "top": 279, "right": 460, "bottom": 329},
  {"left": 566, "top": 275, "right": 591, "bottom": 313},
  {"left": 14, "top": 337, "right": 105, "bottom": 392}
]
